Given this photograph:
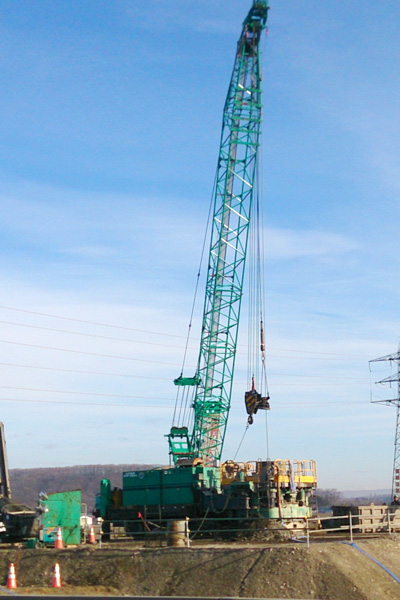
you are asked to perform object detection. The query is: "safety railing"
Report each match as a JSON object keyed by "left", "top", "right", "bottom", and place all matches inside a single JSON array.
[
  {"left": 93, "top": 507, "right": 400, "bottom": 548},
  {"left": 304, "top": 508, "right": 400, "bottom": 547},
  {"left": 98, "top": 515, "right": 308, "bottom": 546}
]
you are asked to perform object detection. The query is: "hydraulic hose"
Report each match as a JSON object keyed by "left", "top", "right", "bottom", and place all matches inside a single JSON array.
[{"left": 343, "top": 542, "right": 400, "bottom": 585}]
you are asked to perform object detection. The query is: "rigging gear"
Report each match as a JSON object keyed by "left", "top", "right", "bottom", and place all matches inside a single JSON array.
[{"left": 245, "top": 376, "right": 270, "bottom": 425}]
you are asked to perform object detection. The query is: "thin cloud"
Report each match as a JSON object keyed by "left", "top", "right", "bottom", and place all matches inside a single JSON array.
[
  {"left": 265, "top": 227, "right": 358, "bottom": 259},
  {"left": 62, "top": 245, "right": 119, "bottom": 259},
  {"left": 195, "top": 19, "right": 237, "bottom": 35}
]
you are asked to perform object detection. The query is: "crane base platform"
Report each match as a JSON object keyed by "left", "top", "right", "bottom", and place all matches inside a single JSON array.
[{"left": 97, "top": 458, "right": 317, "bottom": 531}]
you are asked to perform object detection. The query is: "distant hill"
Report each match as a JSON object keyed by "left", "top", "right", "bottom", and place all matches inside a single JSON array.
[
  {"left": 9, "top": 466, "right": 394, "bottom": 514},
  {"left": 317, "top": 487, "right": 393, "bottom": 509},
  {"left": 9, "top": 464, "right": 158, "bottom": 512},
  {"left": 341, "top": 489, "right": 391, "bottom": 498}
]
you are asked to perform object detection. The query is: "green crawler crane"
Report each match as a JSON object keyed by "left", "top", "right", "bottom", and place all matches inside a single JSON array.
[{"left": 98, "top": 1, "right": 317, "bottom": 532}]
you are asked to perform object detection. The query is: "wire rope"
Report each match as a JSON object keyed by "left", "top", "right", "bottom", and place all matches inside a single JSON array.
[
  {"left": 171, "top": 170, "right": 217, "bottom": 429},
  {"left": 182, "top": 386, "right": 193, "bottom": 427},
  {"left": 233, "top": 423, "right": 249, "bottom": 461},
  {"left": 179, "top": 170, "right": 217, "bottom": 374},
  {"left": 265, "top": 410, "right": 270, "bottom": 460}
]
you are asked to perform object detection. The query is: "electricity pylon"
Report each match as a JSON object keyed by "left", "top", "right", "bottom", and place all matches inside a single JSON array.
[{"left": 370, "top": 348, "right": 400, "bottom": 498}]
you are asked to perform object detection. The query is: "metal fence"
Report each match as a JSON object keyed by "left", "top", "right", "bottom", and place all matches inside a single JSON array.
[
  {"left": 304, "top": 507, "right": 400, "bottom": 547},
  {"left": 93, "top": 506, "right": 400, "bottom": 548}
]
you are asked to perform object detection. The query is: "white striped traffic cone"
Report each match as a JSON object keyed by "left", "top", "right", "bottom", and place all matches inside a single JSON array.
[
  {"left": 88, "top": 525, "right": 96, "bottom": 544},
  {"left": 55, "top": 526, "right": 64, "bottom": 549},
  {"left": 52, "top": 563, "right": 62, "bottom": 588},
  {"left": 6, "top": 563, "right": 17, "bottom": 589}
]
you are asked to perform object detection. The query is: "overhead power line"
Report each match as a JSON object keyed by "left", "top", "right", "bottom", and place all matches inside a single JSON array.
[
  {"left": 0, "top": 360, "right": 369, "bottom": 383},
  {"left": 0, "top": 396, "right": 171, "bottom": 409},
  {"left": 0, "top": 379, "right": 367, "bottom": 401},
  {"left": 0, "top": 396, "right": 372, "bottom": 410},
  {"left": 0, "top": 361, "right": 172, "bottom": 380},
  {"left": 0, "top": 339, "right": 191, "bottom": 367},
  {"left": 0, "top": 337, "right": 368, "bottom": 364},
  {"left": 0, "top": 318, "right": 364, "bottom": 360},
  {"left": 0, "top": 320, "right": 190, "bottom": 350},
  {"left": 0, "top": 385, "right": 171, "bottom": 401},
  {"left": 0, "top": 305, "right": 372, "bottom": 359},
  {"left": 0, "top": 305, "right": 187, "bottom": 338}
]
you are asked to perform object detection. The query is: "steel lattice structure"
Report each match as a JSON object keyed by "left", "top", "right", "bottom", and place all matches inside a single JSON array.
[
  {"left": 370, "top": 350, "right": 400, "bottom": 498},
  {"left": 168, "top": 1, "right": 268, "bottom": 466}
]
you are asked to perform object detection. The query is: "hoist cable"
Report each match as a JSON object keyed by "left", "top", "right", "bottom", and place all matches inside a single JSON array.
[
  {"left": 256, "top": 133, "right": 269, "bottom": 399},
  {"left": 177, "top": 387, "right": 186, "bottom": 426},
  {"left": 247, "top": 199, "right": 256, "bottom": 386},
  {"left": 255, "top": 28, "right": 269, "bottom": 401},
  {"left": 233, "top": 423, "right": 250, "bottom": 461},
  {"left": 172, "top": 388, "right": 180, "bottom": 426},
  {"left": 178, "top": 385, "right": 189, "bottom": 427},
  {"left": 181, "top": 386, "right": 195, "bottom": 429},
  {"left": 265, "top": 407, "right": 270, "bottom": 460}
]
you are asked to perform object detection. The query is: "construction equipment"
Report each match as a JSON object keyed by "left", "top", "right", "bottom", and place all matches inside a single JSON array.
[
  {"left": 0, "top": 423, "right": 11, "bottom": 499},
  {"left": 37, "top": 490, "right": 82, "bottom": 546},
  {"left": 98, "top": 0, "right": 317, "bottom": 532},
  {"left": 0, "top": 422, "right": 37, "bottom": 540}
]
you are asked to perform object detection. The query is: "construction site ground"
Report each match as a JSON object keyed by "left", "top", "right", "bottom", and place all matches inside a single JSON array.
[{"left": 0, "top": 535, "right": 400, "bottom": 599}]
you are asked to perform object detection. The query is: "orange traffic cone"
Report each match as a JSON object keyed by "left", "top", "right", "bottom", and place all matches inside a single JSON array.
[
  {"left": 55, "top": 526, "right": 64, "bottom": 549},
  {"left": 52, "top": 563, "right": 62, "bottom": 588},
  {"left": 88, "top": 525, "right": 96, "bottom": 544},
  {"left": 6, "top": 562, "right": 17, "bottom": 589}
]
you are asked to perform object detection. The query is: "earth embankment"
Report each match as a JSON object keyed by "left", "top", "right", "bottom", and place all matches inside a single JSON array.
[{"left": 1, "top": 537, "right": 400, "bottom": 598}]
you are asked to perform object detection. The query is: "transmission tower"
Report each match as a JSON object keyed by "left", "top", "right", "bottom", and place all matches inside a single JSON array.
[{"left": 370, "top": 349, "right": 400, "bottom": 498}]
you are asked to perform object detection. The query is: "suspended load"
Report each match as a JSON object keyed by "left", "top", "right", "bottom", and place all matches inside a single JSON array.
[{"left": 245, "top": 385, "right": 270, "bottom": 425}]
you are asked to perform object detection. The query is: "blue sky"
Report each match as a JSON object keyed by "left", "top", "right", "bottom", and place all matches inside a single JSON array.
[{"left": 1, "top": 0, "right": 400, "bottom": 492}]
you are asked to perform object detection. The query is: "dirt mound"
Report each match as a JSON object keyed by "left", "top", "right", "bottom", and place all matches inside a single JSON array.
[{"left": 0, "top": 536, "right": 399, "bottom": 598}]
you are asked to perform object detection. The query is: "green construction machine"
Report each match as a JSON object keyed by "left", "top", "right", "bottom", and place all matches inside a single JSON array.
[{"left": 98, "top": 0, "right": 317, "bottom": 532}]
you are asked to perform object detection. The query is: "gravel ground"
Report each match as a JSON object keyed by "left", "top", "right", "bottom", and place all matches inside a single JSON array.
[{"left": 0, "top": 536, "right": 399, "bottom": 598}]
